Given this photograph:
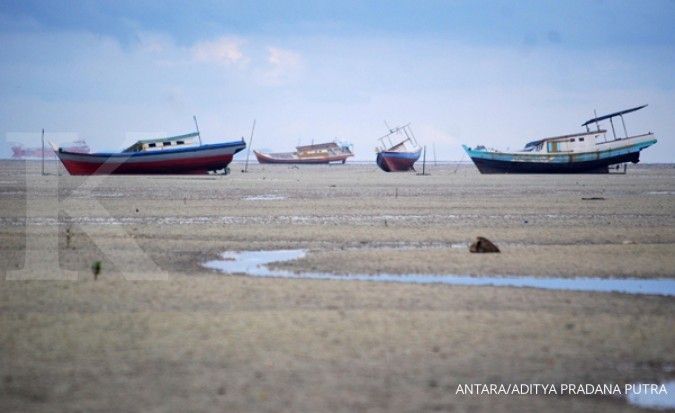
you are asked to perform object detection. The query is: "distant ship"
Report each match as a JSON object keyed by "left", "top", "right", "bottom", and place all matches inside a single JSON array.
[
  {"left": 463, "top": 105, "right": 657, "bottom": 174},
  {"left": 11, "top": 139, "right": 89, "bottom": 159},
  {"left": 375, "top": 124, "right": 422, "bottom": 172},
  {"left": 254, "top": 141, "right": 353, "bottom": 164},
  {"left": 54, "top": 132, "right": 245, "bottom": 175}
]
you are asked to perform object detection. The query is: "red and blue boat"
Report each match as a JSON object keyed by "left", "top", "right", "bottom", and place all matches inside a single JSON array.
[
  {"left": 375, "top": 124, "right": 422, "bottom": 172},
  {"left": 54, "top": 131, "right": 246, "bottom": 175}
]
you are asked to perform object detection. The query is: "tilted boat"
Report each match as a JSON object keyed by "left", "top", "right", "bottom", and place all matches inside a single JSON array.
[
  {"left": 375, "top": 123, "right": 422, "bottom": 172},
  {"left": 254, "top": 141, "right": 353, "bottom": 164},
  {"left": 463, "top": 105, "right": 657, "bottom": 174},
  {"left": 54, "top": 131, "right": 246, "bottom": 175}
]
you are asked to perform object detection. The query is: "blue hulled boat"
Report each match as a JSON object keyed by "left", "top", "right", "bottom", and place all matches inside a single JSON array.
[
  {"left": 375, "top": 124, "right": 422, "bottom": 172},
  {"left": 463, "top": 105, "right": 657, "bottom": 174}
]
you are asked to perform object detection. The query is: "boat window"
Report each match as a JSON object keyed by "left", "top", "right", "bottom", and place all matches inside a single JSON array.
[
  {"left": 148, "top": 143, "right": 156, "bottom": 148},
  {"left": 163, "top": 142, "right": 171, "bottom": 146},
  {"left": 177, "top": 140, "right": 184, "bottom": 145},
  {"left": 579, "top": 137, "right": 584, "bottom": 142},
  {"left": 570, "top": 138, "right": 575, "bottom": 142}
]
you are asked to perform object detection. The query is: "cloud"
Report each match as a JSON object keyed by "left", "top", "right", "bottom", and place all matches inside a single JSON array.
[
  {"left": 259, "top": 46, "right": 303, "bottom": 85},
  {"left": 135, "top": 31, "right": 172, "bottom": 54},
  {"left": 192, "top": 36, "right": 248, "bottom": 66},
  {"left": 0, "top": 27, "right": 672, "bottom": 162}
]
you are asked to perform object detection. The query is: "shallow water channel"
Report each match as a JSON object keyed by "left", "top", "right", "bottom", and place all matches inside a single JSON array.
[{"left": 203, "top": 249, "right": 675, "bottom": 297}]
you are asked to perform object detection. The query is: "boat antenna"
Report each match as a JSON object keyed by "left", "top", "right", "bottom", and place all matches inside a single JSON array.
[
  {"left": 593, "top": 109, "right": 600, "bottom": 132},
  {"left": 243, "top": 119, "right": 256, "bottom": 173},
  {"left": 193, "top": 115, "right": 202, "bottom": 146},
  {"left": 41, "top": 128, "right": 45, "bottom": 176}
]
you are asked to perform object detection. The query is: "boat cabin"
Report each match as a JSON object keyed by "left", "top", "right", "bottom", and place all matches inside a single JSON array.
[
  {"left": 521, "top": 130, "right": 606, "bottom": 154},
  {"left": 520, "top": 104, "right": 652, "bottom": 155},
  {"left": 376, "top": 124, "right": 420, "bottom": 153},
  {"left": 123, "top": 132, "right": 200, "bottom": 153},
  {"left": 296, "top": 142, "right": 352, "bottom": 158}
]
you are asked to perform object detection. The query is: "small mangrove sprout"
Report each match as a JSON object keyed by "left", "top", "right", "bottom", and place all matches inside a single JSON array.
[{"left": 91, "top": 261, "right": 102, "bottom": 280}]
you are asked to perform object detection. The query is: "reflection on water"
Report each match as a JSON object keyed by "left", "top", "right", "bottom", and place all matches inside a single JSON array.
[
  {"left": 626, "top": 381, "right": 675, "bottom": 410},
  {"left": 203, "top": 249, "right": 675, "bottom": 297}
]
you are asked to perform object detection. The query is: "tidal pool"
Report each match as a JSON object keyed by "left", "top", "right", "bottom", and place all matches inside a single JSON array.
[{"left": 203, "top": 249, "right": 675, "bottom": 297}]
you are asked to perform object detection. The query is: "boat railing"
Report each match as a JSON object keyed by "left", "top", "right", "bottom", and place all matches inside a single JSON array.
[
  {"left": 595, "top": 132, "right": 654, "bottom": 146},
  {"left": 377, "top": 124, "right": 419, "bottom": 152}
]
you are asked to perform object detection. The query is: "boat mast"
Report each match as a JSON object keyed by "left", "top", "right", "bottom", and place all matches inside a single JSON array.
[
  {"left": 41, "top": 128, "right": 45, "bottom": 176},
  {"left": 243, "top": 119, "right": 256, "bottom": 173},
  {"left": 193, "top": 115, "right": 202, "bottom": 146}
]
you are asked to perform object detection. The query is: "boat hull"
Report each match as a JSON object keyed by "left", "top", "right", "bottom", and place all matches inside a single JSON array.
[
  {"left": 254, "top": 150, "right": 351, "bottom": 164},
  {"left": 56, "top": 140, "right": 246, "bottom": 175},
  {"left": 376, "top": 149, "right": 422, "bottom": 172},
  {"left": 463, "top": 139, "right": 656, "bottom": 174}
]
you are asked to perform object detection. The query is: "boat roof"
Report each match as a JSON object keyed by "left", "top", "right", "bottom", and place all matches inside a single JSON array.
[
  {"left": 581, "top": 104, "right": 647, "bottom": 127},
  {"left": 296, "top": 142, "right": 340, "bottom": 151},
  {"left": 524, "top": 130, "right": 606, "bottom": 148},
  {"left": 133, "top": 132, "right": 199, "bottom": 145},
  {"left": 122, "top": 132, "right": 199, "bottom": 153}
]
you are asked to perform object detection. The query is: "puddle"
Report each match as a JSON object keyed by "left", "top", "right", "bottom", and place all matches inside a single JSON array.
[
  {"left": 645, "top": 191, "right": 675, "bottom": 195},
  {"left": 243, "top": 195, "right": 288, "bottom": 201},
  {"left": 626, "top": 380, "right": 675, "bottom": 410},
  {"left": 203, "top": 250, "right": 675, "bottom": 297}
]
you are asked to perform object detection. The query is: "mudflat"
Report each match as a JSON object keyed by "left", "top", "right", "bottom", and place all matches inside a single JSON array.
[{"left": 1, "top": 160, "right": 674, "bottom": 411}]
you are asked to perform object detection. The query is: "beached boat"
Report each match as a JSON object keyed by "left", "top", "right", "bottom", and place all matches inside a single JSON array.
[
  {"left": 54, "top": 132, "right": 246, "bottom": 175},
  {"left": 463, "top": 105, "right": 657, "bottom": 174},
  {"left": 375, "top": 124, "right": 422, "bottom": 172},
  {"left": 254, "top": 141, "right": 353, "bottom": 164}
]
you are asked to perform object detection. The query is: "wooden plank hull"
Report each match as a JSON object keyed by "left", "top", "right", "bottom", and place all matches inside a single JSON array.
[{"left": 56, "top": 140, "right": 246, "bottom": 175}]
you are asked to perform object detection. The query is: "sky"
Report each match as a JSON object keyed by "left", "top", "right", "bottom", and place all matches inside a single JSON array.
[{"left": 1, "top": 0, "right": 674, "bottom": 161}]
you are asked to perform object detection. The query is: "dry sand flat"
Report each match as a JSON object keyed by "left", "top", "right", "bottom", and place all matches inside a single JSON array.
[{"left": 0, "top": 160, "right": 674, "bottom": 411}]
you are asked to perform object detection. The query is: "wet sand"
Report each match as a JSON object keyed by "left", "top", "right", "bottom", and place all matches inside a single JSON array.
[{"left": 1, "top": 160, "right": 674, "bottom": 411}]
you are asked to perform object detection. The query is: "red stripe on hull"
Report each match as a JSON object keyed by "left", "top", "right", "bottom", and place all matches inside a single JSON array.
[
  {"left": 60, "top": 154, "right": 234, "bottom": 175},
  {"left": 383, "top": 157, "right": 417, "bottom": 172},
  {"left": 376, "top": 154, "right": 419, "bottom": 172}
]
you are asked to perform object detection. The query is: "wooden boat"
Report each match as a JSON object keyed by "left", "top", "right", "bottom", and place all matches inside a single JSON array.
[
  {"left": 375, "top": 124, "right": 422, "bottom": 172},
  {"left": 54, "top": 132, "right": 246, "bottom": 175},
  {"left": 463, "top": 105, "right": 657, "bottom": 174},
  {"left": 254, "top": 141, "right": 353, "bottom": 164}
]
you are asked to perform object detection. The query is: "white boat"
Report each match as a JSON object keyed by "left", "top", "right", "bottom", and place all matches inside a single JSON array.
[{"left": 463, "top": 105, "right": 657, "bottom": 173}]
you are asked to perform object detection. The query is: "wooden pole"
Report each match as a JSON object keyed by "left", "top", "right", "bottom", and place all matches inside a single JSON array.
[
  {"left": 422, "top": 145, "right": 427, "bottom": 175},
  {"left": 244, "top": 119, "right": 256, "bottom": 173},
  {"left": 193, "top": 115, "right": 202, "bottom": 146},
  {"left": 41, "top": 129, "right": 45, "bottom": 176}
]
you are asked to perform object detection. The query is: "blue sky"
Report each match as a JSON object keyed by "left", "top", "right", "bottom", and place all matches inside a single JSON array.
[{"left": 1, "top": 0, "right": 674, "bottom": 161}]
